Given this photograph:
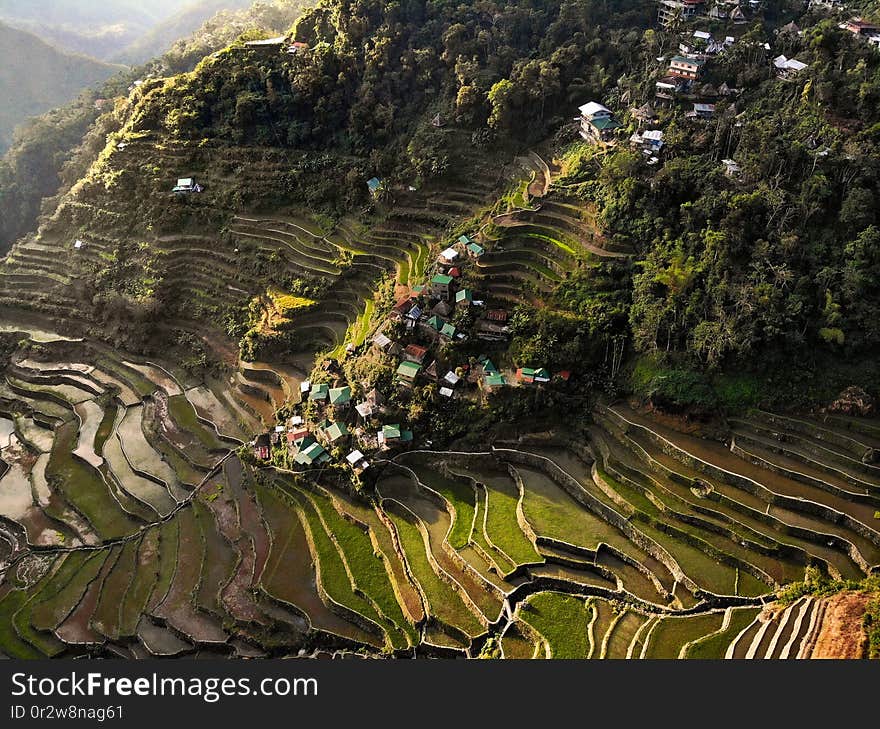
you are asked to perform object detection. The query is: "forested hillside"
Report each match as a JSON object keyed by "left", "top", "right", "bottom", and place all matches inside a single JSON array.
[
  {"left": 0, "top": 0, "right": 310, "bottom": 256},
  {"left": 0, "top": 21, "right": 121, "bottom": 153},
  {"left": 0, "top": 0, "right": 196, "bottom": 59},
  {"left": 113, "top": 0, "right": 255, "bottom": 66}
]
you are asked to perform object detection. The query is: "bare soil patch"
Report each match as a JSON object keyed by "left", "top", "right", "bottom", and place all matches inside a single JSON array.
[{"left": 811, "top": 593, "right": 869, "bottom": 659}]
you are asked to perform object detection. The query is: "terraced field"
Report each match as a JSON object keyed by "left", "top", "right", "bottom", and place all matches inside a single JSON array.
[{"left": 1, "top": 313, "right": 877, "bottom": 658}]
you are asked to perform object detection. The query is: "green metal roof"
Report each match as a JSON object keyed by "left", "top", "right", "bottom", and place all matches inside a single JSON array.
[
  {"left": 427, "top": 315, "right": 444, "bottom": 330},
  {"left": 467, "top": 242, "right": 484, "bottom": 256},
  {"left": 308, "top": 383, "right": 329, "bottom": 400},
  {"left": 382, "top": 424, "right": 402, "bottom": 439},
  {"left": 324, "top": 422, "right": 349, "bottom": 441},
  {"left": 295, "top": 441, "right": 328, "bottom": 465},
  {"left": 483, "top": 359, "right": 498, "bottom": 374},
  {"left": 455, "top": 289, "right": 473, "bottom": 303},
  {"left": 329, "top": 385, "right": 352, "bottom": 404},
  {"left": 671, "top": 55, "right": 705, "bottom": 66},
  {"left": 432, "top": 274, "right": 453, "bottom": 285},
  {"left": 458, "top": 235, "right": 471, "bottom": 245},
  {"left": 441, "top": 323, "right": 456, "bottom": 337},
  {"left": 397, "top": 361, "right": 421, "bottom": 377},
  {"left": 485, "top": 373, "right": 506, "bottom": 387},
  {"left": 589, "top": 116, "right": 620, "bottom": 131}
]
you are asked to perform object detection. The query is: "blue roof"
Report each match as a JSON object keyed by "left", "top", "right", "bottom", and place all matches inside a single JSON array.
[{"left": 367, "top": 177, "right": 382, "bottom": 192}]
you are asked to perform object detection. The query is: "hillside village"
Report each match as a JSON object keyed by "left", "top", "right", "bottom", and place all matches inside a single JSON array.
[{"left": 247, "top": 0, "right": 880, "bottom": 479}]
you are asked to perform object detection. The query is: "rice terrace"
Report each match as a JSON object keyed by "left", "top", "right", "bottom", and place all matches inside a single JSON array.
[{"left": 1, "top": 0, "right": 880, "bottom": 661}]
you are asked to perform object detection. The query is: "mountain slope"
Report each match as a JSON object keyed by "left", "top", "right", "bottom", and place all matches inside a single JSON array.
[
  {"left": 113, "top": 0, "right": 255, "bottom": 66},
  {"left": 0, "top": 21, "right": 122, "bottom": 153},
  {"left": 0, "top": 0, "right": 189, "bottom": 59}
]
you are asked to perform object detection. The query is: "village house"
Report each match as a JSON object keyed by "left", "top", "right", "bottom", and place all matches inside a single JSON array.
[
  {"left": 578, "top": 101, "right": 621, "bottom": 144},
  {"left": 426, "top": 315, "right": 445, "bottom": 335},
  {"left": 439, "top": 386, "right": 454, "bottom": 398},
  {"left": 630, "top": 102, "right": 658, "bottom": 126},
  {"left": 484, "top": 372, "right": 506, "bottom": 391},
  {"left": 657, "top": 0, "right": 705, "bottom": 27},
  {"left": 288, "top": 41, "right": 309, "bottom": 54},
  {"left": 367, "top": 177, "right": 384, "bottom": 196},
  {"left": 309, "top": 383, "right": 330, "bottom": 402},
  {"left": 668, "top": 55, "right": 705, "bottom": 82},
  {"left": 172, "top": 177, "right": 203, "bottom": 193},
  {"left": 294, "top": 439, "right": 331, "bottom": 466},
  {"left": 396, "top": 361, "right": 422, "bottom": 384},
  {"left": 773, "top": 55, "right": 809, "bottom": 78},
  {"left": 322, "top": 421, "right": 350, "bottom": 446},
  {"left": 439, "top": 246, "right": 460, "bottom": 265},
  {"left": 842, "top": 18, "right": 880, "bottom": 37},
  {"left": 440, "top": 322, "right": 457, "bottom": 340},
  {"left": 466, "top": 241, "right": 485, "bottom": 258},
  {"left": 687, "top": 102, "right": 716, "bottom": 119},
  {"left": 390, "top": 295, "right": 416, "bottom": 322},
  {"left": 431, "top": 273, "right": 453, "bottom": 299},
  {"left": 655, "top": 76, "right": 686, "bottom": 100},
  {"left": 355, "top": 389, "right": 383, "bottom": 419},
  {"left": 404, "top": 344, "right": 429, "bottom": 364},
  {"left": 455, "top": 289, "right": 474, "bottom": 306},
  {"left": 346, "top": 449, "right": 370, "bottom": 472},
  {"left": 432, "top": 300, "right": 453, "bottom": 317},
  {"left": 630, "top": 130, "right": 665, "bottom": 162},
  {"left": 378, "top": 423, "right": 413, "bottom": 448},
  {"left": 516, "top": 367, "right": 551, "bottom": 385},
  {"left": 372, "top": 331, "right": 393, "bottom": 352},
  {"left": 722, "top": 159, "right": 742, "bottom": 177},
  {"left": 432, "top": 113, "right": 444, "bottom": 128},
  {"left": 244, "top": 36, "right": 286, "bottom": 48},
  {"left": 329, "top": 385, "right": 352, "bottom": 409},
  {"left": 253, "top": 433, "right": 271, "bottom": 460},
  {"left": 287, "top": 427, "right": 310, "bottom": 448},
  {"left": 447, "top": 266, "right": 461, "bottom": 279},
  {"left": 443, "top": 371, "right": 461, "bottom": 388}
]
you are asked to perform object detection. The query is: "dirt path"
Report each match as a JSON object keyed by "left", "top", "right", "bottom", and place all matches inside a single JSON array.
[{"left": 811, "top": 593, "right": 869, "bottom": 659}]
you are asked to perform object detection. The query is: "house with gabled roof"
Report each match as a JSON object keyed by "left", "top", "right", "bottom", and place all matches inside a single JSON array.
[
  {"left": 579, "top": 101, "right": 621, "bottom": 143},
  {"left": 440, "top": 322, "right": 457, "bottom": 339},
  {"left": 294, "top": 440, "right": 331, "bottom": 466},
  {"left": 431, "top": 273, "right": 453, "bottom": 298},
  {"left": 404, "top": 343, "right": 428, "bottom": 364},
  {"left": 396, "top": 361, "right": 421, "bottom": 383},
  {"left": 308, "top": 382, "right": 330, "bottom": 401},
  {"left": 467, "top": 242, "right": 485, "bottom": 258},
  {"left": 484, "top": 372, "right": 506, "bottom": 390},
  {"left": 322, "top": 421, "right": 350, "bottom": 444},
  {"left": 455, "top": 289, "right": 474, "bottom": 305},
  {"left": 329, "top": 385, "right": 352, "bottom": 408},
  {"left": 377, "top": 423, "right": 414, "bottom": 448}
]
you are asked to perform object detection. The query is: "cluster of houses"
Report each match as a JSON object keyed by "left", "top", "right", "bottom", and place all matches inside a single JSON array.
[
  {"left": 242, "top": 36, "right": 310, "bottom": 55},
  {"left": 251, "top": 360, "right": 416, "bottom": 472},
  {"left": 657, "top": 0, "right": 762, "bottom": 29},
  {"left": 841, "top": 17, "right": 880, "bottom": 51}
]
